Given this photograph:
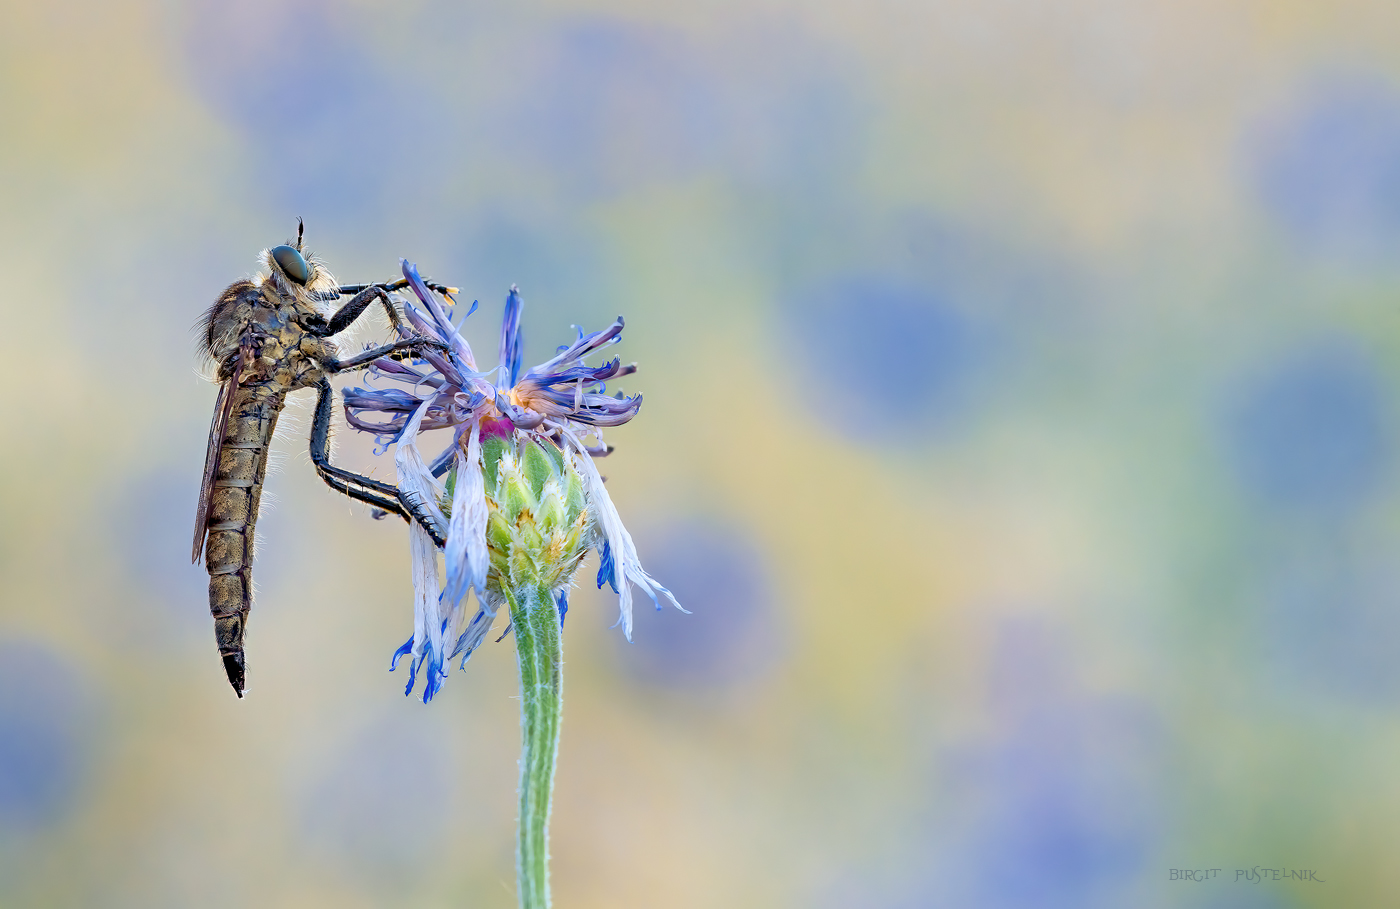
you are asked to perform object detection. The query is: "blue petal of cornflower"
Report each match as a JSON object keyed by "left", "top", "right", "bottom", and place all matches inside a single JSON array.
[
  {"left": 343, "top": 387, "right": 424, "bottom": 413},
  {"left": 422, "top": 652, "right": 446, "bottom": 703},
  {"left": 452, "top": 609, "right": 492, "bottom": 669},
  {"left": 557, "top": 591, "right": 569, "bottom": 624},
  {"left": 499, "top": 284, "right": 524, "bottom": 387},
  {"left": 527, "top": 386, "right": 641, "bottom": 423},
  {"left": 401, "top": 261, "right": 453, "bottom": 337},
  {"left": 401, "top": 260, "right": 479, "bottom": 377},
  {"left": 428, "top": 423, "right": 472, "bottom": 478},
  {"left": 597, "top": 540, "right": 619, "bottom": 593},
  {"left": 528, "top": 357, "right": 633, "bottom": 387},
  {"left": 390, "top": 636, "right": 414, "bottom": 670},
  {"left": 530, "top": 318, "right": 624, "bottom": 374},
  {"left": 454, "top": 299, "right": 479, "bottom": 327}
]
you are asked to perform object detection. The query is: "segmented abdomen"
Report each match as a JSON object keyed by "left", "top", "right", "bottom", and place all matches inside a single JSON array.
[{"left": 203, "top": 383, "right": 284, "bottom": 697}]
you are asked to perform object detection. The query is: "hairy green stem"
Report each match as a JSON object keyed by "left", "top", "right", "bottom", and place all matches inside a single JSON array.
[{"left": 509, "top": 582, "right": 563, "bottom": 909}]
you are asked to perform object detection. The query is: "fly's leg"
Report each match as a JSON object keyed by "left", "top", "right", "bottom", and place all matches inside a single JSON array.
[
  {"left": 335, "top": 278, "right": 456, "bottom": 297},
  {"left": 314, "top": 280, "right": 457, "bottom": 334},
  {"left": 311, "top": 285, "right": 403, "bottom": 336},
  {"left": 310, "top": 379, "right": 447, "bottom": 547},
  {"left": 310, "top": 281, "right": 453, "bottom": 305},
  {"left": 309, "top": 378, "right": 410, "bottom": 514},
  {"left": 328, "top": 337, "right": 449, "bottom": 373}
]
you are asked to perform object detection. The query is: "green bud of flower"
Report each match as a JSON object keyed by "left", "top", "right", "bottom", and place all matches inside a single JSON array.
[{"left": 475, "top": 432, "right": 592, "bottom": 594}]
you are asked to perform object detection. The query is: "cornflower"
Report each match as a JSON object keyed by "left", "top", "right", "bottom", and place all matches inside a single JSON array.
[{"left": 343, "top": 260, "right": 681, "bottom": 908}]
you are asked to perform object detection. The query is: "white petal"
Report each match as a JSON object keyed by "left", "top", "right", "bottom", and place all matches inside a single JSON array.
[
  {"left": 444, "top": 422, "right": 489, "bottom": 607},
  {"left": 408, "top": 520, "right": 443, "bottom": 671},
  {"left": 449, "top": 590, "right": 505, "bottom": 666},
  {"left": 395, "top": 397, "right": 447, "bottom": 540}
]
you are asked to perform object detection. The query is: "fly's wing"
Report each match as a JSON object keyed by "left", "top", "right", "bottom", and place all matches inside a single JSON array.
[{"left": 191, "top": 358, "right": 244, "bottom": 564}]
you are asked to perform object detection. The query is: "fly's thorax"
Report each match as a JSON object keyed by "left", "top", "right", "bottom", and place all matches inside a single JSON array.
[
  {"left": 203, "top": 263, "right": 332, "bottom": 366},
  {"left": 477, "top": 432, "right": 591, "bottom": 591},
  {"left": 208, "top": 289, "right": 335, "bottom": 390},
  {"left": 261, "top": 320, "right": 334, "bottom": 390}
]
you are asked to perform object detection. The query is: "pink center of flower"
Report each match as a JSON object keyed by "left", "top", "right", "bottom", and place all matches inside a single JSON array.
[{"left": 479, "top": 415, "right": 515, "bottom": 440}]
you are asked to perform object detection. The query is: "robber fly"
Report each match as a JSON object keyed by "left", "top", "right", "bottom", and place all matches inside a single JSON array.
[{"left": 192, "top": 221, "right": 454, "bottom": 697}]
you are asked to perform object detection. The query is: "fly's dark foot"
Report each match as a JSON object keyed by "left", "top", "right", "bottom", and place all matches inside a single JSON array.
[
  {"left": 386, "top": 336, "right": 450, "bottom": 361},
  {"left": 222, "top": 652, "right": 246, "bottom": 698},
  {"left": 385, "top": 278, "right": 456, "bottom": 296},
  {"left": 413, "top": 336, "right": 451, "bottom": 352}
]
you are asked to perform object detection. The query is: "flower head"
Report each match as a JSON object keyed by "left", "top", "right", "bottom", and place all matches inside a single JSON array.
[{"left": 344, "top": 261, "right": 682, "bottom": 701}]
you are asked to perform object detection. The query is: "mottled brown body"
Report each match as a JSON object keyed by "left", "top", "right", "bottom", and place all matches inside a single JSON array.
[
  {"left": 202, "top": 279, "right": 338, "bottom": 387},
  {"left": 196, "top": 273, "right": 340, "bottom": 696},
  {"left": 195, "top": 232, "right": 455, "bottom": 697},
  {"left": 204, "top": 384, "right": 283, "bottom": 690}
]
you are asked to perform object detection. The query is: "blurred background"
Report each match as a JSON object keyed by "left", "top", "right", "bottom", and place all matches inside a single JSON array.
[{"left": 1, "top": 0, "right": 1398, "bottom": 906}]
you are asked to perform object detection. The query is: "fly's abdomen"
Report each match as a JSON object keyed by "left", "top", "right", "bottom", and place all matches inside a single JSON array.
[{"left": 204, "top": 384, "right": 284, "bottom": 697}]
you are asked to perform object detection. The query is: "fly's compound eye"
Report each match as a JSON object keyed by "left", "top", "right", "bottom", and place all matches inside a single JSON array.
[{"left": 270, "top": 245, "right": 311, "bottom": 284}]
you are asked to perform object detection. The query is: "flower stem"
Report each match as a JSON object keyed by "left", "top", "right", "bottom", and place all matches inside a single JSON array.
[{"left": 508, "top": 582, "right": 563, "bottom": 909}]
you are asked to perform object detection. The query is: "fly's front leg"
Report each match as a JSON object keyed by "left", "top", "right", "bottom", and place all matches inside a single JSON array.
[
  {"left": 337, "top": 278, "right": 457, "bottom": 297},
  {"left": 314, "top": 278, "right": 460, "bottom": 335},
  {"left": 310, "top": 285, "right": 403, "bottom": 337},
  {"left": 309, "top": 379, "right": 447, "bottom": 547}
]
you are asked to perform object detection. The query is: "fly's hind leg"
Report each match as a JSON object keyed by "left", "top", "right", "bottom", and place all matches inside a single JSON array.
[
  {"left": 309, "top": 379, "right": 447, "bottom": 547},
  {"left": 309, "top": 377, "right": 409, "bottom": 513}
]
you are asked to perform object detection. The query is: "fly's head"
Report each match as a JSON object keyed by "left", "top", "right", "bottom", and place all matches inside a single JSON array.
[
  {"left": 262, "top": 218, "right": 336, "bottom": 309},
  {"left": 199, "top": 220, "right": 334, "bottom": 373}
]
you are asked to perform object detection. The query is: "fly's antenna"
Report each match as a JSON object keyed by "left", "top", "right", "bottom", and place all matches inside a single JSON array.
[{"left": 295, "top": 217, "right": 305, "bottom": 251}]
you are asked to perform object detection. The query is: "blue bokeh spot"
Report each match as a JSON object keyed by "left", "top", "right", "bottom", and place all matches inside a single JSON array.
[
  {"left": 614, "top": 521, "right": 774, "bottom": 687},
  {"left": 300, "top": 715, "right": 454, "bottom": 873},
  {"left": 919, "top": 620, "right": 1159, "bottom": 908},
  {"left": 1254, "top": 76, "right": 1400, "bottom": 254},
  {"left": 1252, "top": 539, "right": 1400, "bottom": 702},
  {"left": 183, "top": 0, "right": 445, "bottom": 218},
  {"left": 505, "top": 21, "right": 723, "bottom": 195},
  {"left": 0, "top": 642, "right": 92, "bottom": 830},
  {"left": 1226, "top": 344, "right": 1389, "bottom": 512},
  {"left": 118, "top": 470, "right": 211, "bottom": 638},
  {"left": 784, "top": 275, "right": 984, "bottom": 431}
]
